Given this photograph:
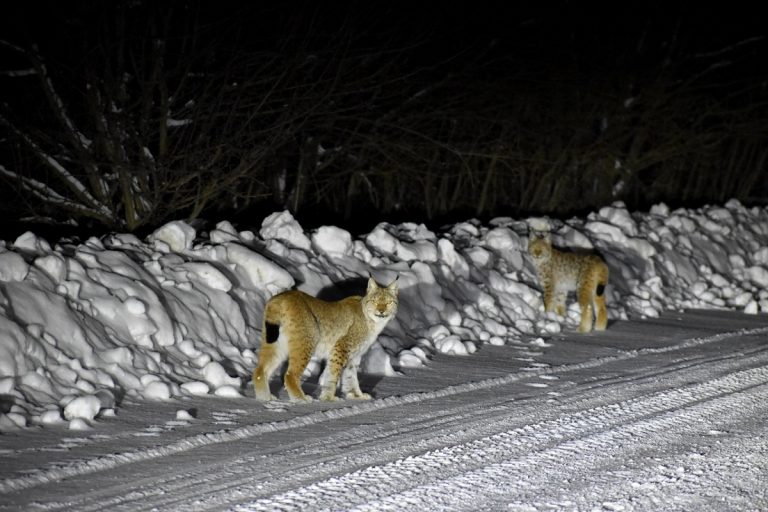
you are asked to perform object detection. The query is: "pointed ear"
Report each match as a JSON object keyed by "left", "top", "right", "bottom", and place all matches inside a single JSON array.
[
  {"left": 386, "top": 275, "right": 399, "bottom": 293},
  {"left": 367, "top": 275, "right": 379, "bottom": 294}
]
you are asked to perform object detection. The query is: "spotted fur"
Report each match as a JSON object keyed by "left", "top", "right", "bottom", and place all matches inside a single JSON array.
[
  {"left": 528, "top": 234, "right": 609, "bottom": 333},
  {"left": 253, "top": 277, "right": 398, "bottom": 402}
]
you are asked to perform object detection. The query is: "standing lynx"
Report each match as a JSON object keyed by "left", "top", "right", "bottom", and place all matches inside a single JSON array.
[
  {"left": 253, "top": 276, "right": 398, "bottom": 402},
  {"left": 528, "top": 233, "right": 609, "bottom": 332}
]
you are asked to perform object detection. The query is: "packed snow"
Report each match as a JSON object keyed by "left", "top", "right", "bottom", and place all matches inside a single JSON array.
[{"left": 1, "top": 200, "right": 768, "bottom": 432}]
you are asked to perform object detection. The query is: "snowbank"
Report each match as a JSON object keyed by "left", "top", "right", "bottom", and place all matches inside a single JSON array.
[{"left": 1, "top": 201, "right": 767, "bottom": 430}]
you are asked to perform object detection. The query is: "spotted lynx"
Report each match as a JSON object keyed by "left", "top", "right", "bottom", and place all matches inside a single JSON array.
[
  {"left": 528, "top": 233, "right": 609, "bottom": 332},
  {"left": 253, "top": 276, "right": 398, "bottom": 402}
]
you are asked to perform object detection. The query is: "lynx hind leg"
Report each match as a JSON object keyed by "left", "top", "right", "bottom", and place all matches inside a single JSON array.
[
  {"left": 283, "top": 331, "right": 315, "bottom": 402},
  {"left": 594, "top": 289, "right": 608, "bottom": 331},
  {"left": 253, "top": 336, "right": 285, "bottom": 401},
  {"left": 593, "top": 268, "right": 609, "bottom": 331},
  {"left": 577, "top": 281, "right": 595, "bottom": 333}
]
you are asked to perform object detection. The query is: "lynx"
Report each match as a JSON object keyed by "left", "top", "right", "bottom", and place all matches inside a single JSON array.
[
  {"left": 528, "top": 233, "right": 609, "bottom": 332},
  {"left": 253, "top": 276, "right": 398, "bottom": 402}
]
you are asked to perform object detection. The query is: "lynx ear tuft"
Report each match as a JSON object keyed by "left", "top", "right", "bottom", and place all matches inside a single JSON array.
[
  {"left": 367, "top": 275, "right": 379, "bottom": 294},
  {"left": 387, "top": 275, "right": 399, "bottom": 292}
]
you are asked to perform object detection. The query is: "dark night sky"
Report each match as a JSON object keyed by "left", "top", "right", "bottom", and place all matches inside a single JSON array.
[
  {"left": 3, "top": 1, "right": 766, "bottom": 75},
  {"left": 1, "top": 1, "right": 766, "bottom": 236},
  {"left": 2, "top": 1, "right": 765, "bottom": 116}
]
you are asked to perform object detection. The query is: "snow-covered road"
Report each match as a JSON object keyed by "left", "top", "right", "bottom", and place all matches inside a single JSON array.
[{"left": 2, "top": 310, "right": 767, "bottom": 511}]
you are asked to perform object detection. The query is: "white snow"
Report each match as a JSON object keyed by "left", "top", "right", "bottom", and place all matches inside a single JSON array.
[
  {"left": 1, "top": 200, "right": 768, "bottom": 509},
  {"left": 148, "top": 220, "right": 197, "bottom": 252},
  {"left": 63, "top": 395, "right": 102, "bottom": 421},
  {"left": 0, "top": 251, "right": 29, "bottom": 282},
  {"left": 0, "top": 201, "right": 767, "bottom": 431}
]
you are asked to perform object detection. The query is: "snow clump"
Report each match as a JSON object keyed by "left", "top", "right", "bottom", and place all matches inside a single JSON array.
[{"left": 1, "top": 199, "right": 767, "bottom": 430}]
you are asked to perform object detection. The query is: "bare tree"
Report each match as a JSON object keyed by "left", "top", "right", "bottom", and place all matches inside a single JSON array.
[{"left": 1, "top": 3, "right": 766, "bottom": 231}]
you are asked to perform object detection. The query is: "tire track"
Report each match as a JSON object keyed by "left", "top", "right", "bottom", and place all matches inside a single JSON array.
[
  {"left": 512, "top": 421, "right": 768, "bottom": 511},
  {"left": 76, "top": 329, "right": 768, "bottom": 512},
  {"left": 4, "top": 325, "right": 768, "bottom": 511},
  {"left": 234, "top": 366, "right": 768, "bottom": 511}
]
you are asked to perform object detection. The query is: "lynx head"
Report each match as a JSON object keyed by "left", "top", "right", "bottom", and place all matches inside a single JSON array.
[
  {"left": 528, "top": 232, "right": 553, "bottom": 266},
  {"left": 362, "top": 276, "right": 399, "bottom": 322}
]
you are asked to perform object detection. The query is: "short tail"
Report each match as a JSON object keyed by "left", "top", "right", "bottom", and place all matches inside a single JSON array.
[
  {"left": 596, "top": 282, "right": 606, "bottom": 297},
  {"left": 265, "top": 321, "right": 280, "bottom": 343},
  {"left": 262, "top": 300, "right": 282, "bottom": 344},
  {"left": 596, "top": 260, "right": 609, "bottom": 297}
]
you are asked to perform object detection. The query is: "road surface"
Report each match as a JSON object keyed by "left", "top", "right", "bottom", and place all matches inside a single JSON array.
[{"left": 2, "top": 310, "right": 767, "bottom": 511}]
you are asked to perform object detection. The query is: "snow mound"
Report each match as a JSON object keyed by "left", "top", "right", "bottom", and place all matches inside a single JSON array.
[
  {"left": 0, "top": 251, "right": 29, "bottom": 282},
  {"left": 1, "top": 202, "right": 768, "bottom": 430},
  {"left": 148, "top": 220, "right": 197, "bottom": 252},
  {"left": 63, "top": 395, "right": 102, "bottom": 421}
]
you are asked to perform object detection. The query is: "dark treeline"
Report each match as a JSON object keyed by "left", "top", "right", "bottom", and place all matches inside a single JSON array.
[{"left": 1, "top": 1, "right": 766, "bottom": 235}]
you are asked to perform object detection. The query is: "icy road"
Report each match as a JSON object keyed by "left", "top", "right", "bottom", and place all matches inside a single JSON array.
[{"left": 2, "top": 310, "right": 768, "bottom": 511}]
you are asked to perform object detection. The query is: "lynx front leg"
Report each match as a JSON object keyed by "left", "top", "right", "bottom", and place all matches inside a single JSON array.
[
  {"left": 320, "top": 345, "right": 350, "bottom": 401},
  {"left": 341, "top": 360, "right": 371, "bottom": 400},
  {"left": 553, "top": 289, "right": 567, "bottom": 316},
  {"left": 542, "top": 281, "right": 555, "bottom": 313}
]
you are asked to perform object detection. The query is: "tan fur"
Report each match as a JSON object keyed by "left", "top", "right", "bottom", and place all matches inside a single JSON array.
[
  {"left": 253, "top": 277, "right": 398, "bottom": 402},
  {"left": 528, "top": 234, "right": 609, "bottom": 333}
]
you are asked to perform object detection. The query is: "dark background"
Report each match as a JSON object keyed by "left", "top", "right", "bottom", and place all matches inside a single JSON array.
[{"left": 1, "top": 1, "right": 767, "bottom": 240}]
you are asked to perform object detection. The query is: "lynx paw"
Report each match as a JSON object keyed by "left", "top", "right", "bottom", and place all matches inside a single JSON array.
[
  {"left": 319, "top": 392, "right": 338, "bottom": 402},
  {"left": 346, "top": 391, "right": 372, "bottom": 400},
  {"left": 255, "top": 392, "right": 277, "bottom": 402}
]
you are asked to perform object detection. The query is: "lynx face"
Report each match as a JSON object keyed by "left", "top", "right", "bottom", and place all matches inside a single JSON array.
[
  {"left": 362, "top": 279, "right": 398, "bottom": 321},
  {"left": 528, "top": 236, "right": 553, "bottom": 266}
]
